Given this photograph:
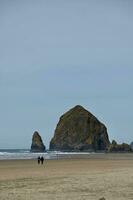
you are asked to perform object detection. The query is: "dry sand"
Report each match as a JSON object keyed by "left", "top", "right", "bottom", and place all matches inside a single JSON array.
[{"left": 0, "top": 154, "right": 133, "bottom": 200}]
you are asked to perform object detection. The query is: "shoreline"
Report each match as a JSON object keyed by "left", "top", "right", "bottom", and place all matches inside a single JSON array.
[{"left": 0, "top": 152, "right": 133, "bottom": 161}]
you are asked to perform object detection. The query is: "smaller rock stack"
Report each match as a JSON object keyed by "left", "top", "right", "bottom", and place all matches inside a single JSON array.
[
  {"left": 108, "top": 140, "right": 132, "bottom": 152},
  {"left": 30, "top": 131, "right": 46, "bottom": 152}
]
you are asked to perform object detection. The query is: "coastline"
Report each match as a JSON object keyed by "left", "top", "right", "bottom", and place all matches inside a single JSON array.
[{"left": 0, "top": 149, "right": 133, "bottom": 161}]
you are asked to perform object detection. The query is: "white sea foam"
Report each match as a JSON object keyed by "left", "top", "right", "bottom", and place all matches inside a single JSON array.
[{"left": 0, "top": 149, "right": 98, "bottom": 160}]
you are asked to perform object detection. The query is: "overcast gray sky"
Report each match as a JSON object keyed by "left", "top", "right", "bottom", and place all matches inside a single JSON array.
[{"left": 0, "top": 0, "right": 133, "bottom": 149}]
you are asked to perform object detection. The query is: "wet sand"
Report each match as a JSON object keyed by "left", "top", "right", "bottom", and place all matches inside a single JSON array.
[{"left": 0, "top": 154, "right": 133, "bottom": 200}]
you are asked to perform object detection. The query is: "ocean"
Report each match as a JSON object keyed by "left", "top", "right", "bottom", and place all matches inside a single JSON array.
[{"left": 0, "top": 149, "right": 93, "bottom": 160}]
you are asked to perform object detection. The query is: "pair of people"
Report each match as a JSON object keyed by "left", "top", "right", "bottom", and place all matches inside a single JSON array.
[{"left": 37, "top": 156, "right": 44, "bottom": 165}]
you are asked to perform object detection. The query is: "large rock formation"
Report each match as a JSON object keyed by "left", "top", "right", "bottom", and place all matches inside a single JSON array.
[
  {"left": 108, "top": 140, "right": 132, "bottom": 152},
  {"left": 31, "top": 131, "right": 46, "bottom": 152},
  {"left": 130, "top": 142, "right": 133, "bottom": 150},
  {"left": 49, "top": 105, "right": 110, "bottom": 151}
]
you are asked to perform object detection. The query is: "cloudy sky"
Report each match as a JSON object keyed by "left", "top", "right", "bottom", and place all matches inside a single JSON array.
[{"left": 0, "top": 0, "right": 133, "bottom": 149}]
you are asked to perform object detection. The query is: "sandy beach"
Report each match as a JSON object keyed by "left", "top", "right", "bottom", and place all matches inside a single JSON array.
[{"left": 0, "top": 154, "right": 133, "bottom": 200}]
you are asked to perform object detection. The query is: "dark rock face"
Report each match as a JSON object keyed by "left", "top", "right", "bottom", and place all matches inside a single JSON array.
[
  {"left": 108, "top": 140, "right": 132, "bottom": 152},
  {"left": 130, "top": 142, "right": 133, "bottom": 150},
  {"left": 31, "top": 131, "right": 46, "bottom": 152},
  {"left": 50, "top": 105, "right": 110, "bottom": 151}
]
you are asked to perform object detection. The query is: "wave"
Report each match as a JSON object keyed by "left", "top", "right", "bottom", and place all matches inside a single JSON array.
[{"left": 0, "top": 149, "right": 100, "bottom": 160}]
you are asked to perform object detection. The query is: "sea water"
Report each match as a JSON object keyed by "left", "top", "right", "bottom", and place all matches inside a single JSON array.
[
  {"left": 0, "top": 149, "right": 50, "bottom": 160},
  {"left": 0, "top": 149, "right": 93, "bottom": 160}
]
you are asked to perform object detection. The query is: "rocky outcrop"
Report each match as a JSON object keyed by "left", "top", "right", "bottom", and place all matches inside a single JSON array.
[
  {"left": 108, "top": 140, "right": 132, "bottom": 152},
  {"left": 130, "top": 142, "right": 133, "bottom": 150},
  {"left": 31, "top": 131, "right": 46, "bottom": 152},
  {"left": 49, "top": 105, "right": 110, "bottom": 151}
]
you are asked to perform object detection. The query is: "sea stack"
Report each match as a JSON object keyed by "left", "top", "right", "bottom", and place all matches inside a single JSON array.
[
  {"left": 130, "top": 142, "right": 133, "bottom": 151},
  {"left": 108, "top": 140, "right": 132, "bottom": 152},
  {"left": 49, "top": 105, "right": 110, "bottom": 151},
  {"left": 31, "top": 131, "right": 46, "bottom": 152}
]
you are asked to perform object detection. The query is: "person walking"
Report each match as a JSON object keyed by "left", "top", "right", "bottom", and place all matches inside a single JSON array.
[
  {"left": 40, "top": 156, "right": 44, "bottom": 165},
  {"left": 37, "top": 156, "right": 41, "bottom": 164}
]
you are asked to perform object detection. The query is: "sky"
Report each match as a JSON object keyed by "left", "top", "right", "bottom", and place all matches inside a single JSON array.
[{"left": 0, "top": 0, "right": 133, "bottom": 149}]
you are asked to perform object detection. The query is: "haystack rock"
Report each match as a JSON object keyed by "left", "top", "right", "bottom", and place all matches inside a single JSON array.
[
  {"left": 50, "top": 105, "right": 110, "bottom": 151},
  {"left": 130, "top": 142, "right": 133, "bottom": 150},
  {"left": 31, "top": 131, "right": 46, "bottom": 152}
]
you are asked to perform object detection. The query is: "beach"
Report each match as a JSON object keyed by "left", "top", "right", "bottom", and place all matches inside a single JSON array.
[{"left": 0, "top": 154, "right": 133, "bottom": 200}]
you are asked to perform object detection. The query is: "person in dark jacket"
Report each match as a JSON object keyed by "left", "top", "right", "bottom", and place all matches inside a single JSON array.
[
  {"left": 40, "top": 156, "right": 44, "bottom": 165},
  {"left": 37, "top": 156, "right": 41, "bottom": 164}
]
